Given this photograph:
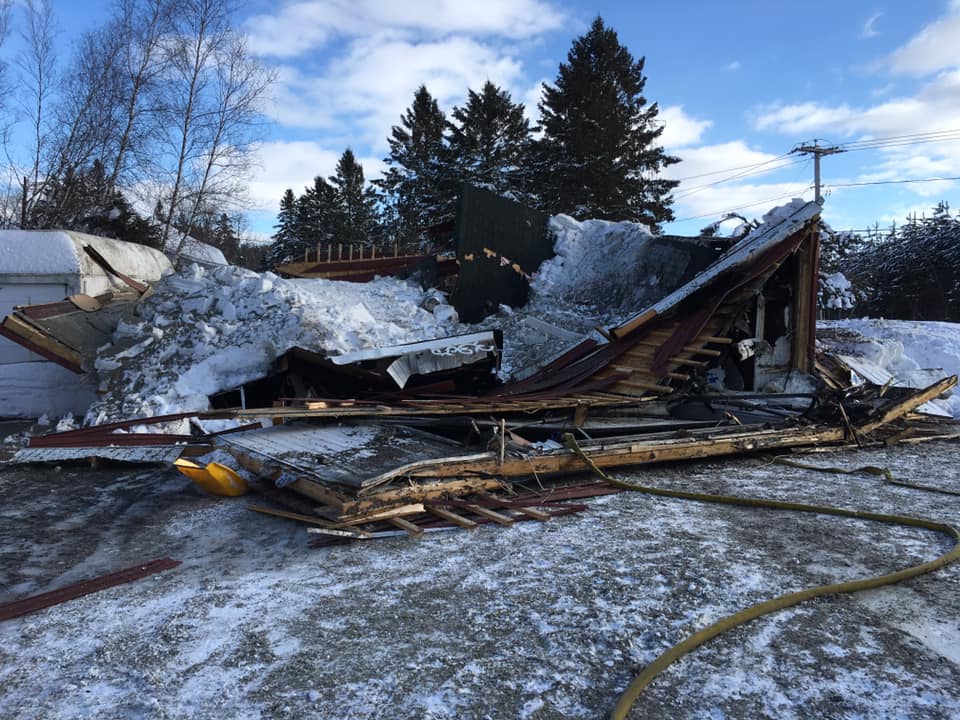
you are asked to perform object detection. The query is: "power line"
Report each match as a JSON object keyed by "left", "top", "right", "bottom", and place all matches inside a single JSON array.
[
  {"left": 826, "top": 175, "right": 960, "bottom": 189},
  {"left": 840, "top": 127, "right": 960, "bottom": 151},
  {"left": 673, "top": 186, "right": 814, "bottom": 223},
  {"left": 673, "top": 156, "right": 806, "bottom": 200},
  {"left": 672, "top": 153, "right": 795, "bottom": 182},
  {"left": 666, "top": 127, "right": 960, "bottom": 201}
]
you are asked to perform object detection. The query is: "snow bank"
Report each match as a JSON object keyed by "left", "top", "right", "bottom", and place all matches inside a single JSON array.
[
  {"left": 819, "top": 319, "right": 960, "bottom": 418},
  {"left": 532, "top": 215, "right": 658, "bottom": 323},
  {"left": 87, "top": 264, "right": 463, "bottom": 424}
]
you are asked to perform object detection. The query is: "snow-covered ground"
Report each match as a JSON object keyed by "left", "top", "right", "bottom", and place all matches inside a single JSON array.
[{"left": 1, "top": 443, "right": 958, "bottom": 719}]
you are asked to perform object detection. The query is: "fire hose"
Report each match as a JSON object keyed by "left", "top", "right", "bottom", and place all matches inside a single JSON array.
[{"left": 560, "top": 435, "right": 960, "bottom": 720}]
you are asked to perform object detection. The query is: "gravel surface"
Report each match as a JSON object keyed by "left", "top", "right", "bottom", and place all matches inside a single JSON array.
[{"left": 1, "top": 441, "right": 959, "bottom": 719}]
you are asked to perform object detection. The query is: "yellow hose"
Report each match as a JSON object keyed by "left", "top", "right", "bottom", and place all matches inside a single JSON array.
[{"left": 558, "top": 435, "right": 960, "bottom": 720}]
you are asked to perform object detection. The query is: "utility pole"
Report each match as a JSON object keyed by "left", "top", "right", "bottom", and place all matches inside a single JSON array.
[{"left": 792, "top": 141, "right": 843, "bottom": 205}]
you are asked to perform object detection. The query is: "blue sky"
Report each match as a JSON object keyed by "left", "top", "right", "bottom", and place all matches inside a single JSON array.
[{"left": 39, "top": 0, "right": 960, "bottom": 238}]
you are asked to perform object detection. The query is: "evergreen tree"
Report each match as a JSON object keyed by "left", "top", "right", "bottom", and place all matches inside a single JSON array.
[
  {"left": 329, "top": 148, "right": 379, "bottom": 247},
  {"left": 268, "top": 187, "right": 299, "bottom": 268},
  {"left": 535, "top": 17, "right": 679, "bottom": 227},
  {"left": 26, "top": 159, "right": 160, "bottom": 248},
  {"left": 376, "top": 85, "right": 453, "bottom": 246},
  {"left": 848, "top": 202, "right": 960, "bottom": 321},
  {"left": 446, "top": 81, "right": 533, "bottom": 199},
  {"left": 294, "top": 175, "right": 338, "bottom": 256}
]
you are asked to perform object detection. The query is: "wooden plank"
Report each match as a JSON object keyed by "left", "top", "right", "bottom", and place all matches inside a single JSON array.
[
  {"left": 464, "top": 504, "right": 515, "bottom": 525},
  {"left": 573, "top": 403, "right": 589, "bottom": 428},
  {"left": 611, "top": 308, "right": 658, "bottom": 338},
  {"left": 476, "top": 491, "right": 551, "bottom": 521},
  {"left": 859, "top": 376, "right": 957, "bottom": 434},
  {"left": 341, "top": 477, "right": 505, "bottom": 514},
  {"left": 0, "top": 314, "right": 84, "bottom": 370},
  {"left": 341, "top": 503, "right": 425, "bottom": 525},
  {"left": 696, "top": 335, "right": 734, "bottom": 345},
  {"left": 613, "top": 378, "right": 674, "bottom": 393},
  {"left": 389, "top": 517, "right": 424, "bottom": 535},
  {"left": 426, "top": 506, "right": 478, "bottom": 528},
  {"left": 669, "top": 357, "right": 709, "bottom": 368},
  {"left": 246, "top": 505, "right": 371, "bottom": 537}
]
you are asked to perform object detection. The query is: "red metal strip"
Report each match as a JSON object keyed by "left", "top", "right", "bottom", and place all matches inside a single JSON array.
[
  {"left": 83, "top": 245, "right": 149, "bottom": 294},
  {"left": 0, "top": 322, "right": 83, "bottom": 373},
  {"left": 16, "top": 292, "right": 119, "bottom": 320},
  {"left": 0, "top": 557, "right": 181, "bottom": 622}
]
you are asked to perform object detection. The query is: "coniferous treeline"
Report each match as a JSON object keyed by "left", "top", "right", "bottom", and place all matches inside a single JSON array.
[
  {"left": 821, "top": 202, "right": 960, "bottom": 321},
  {"left": 270, "top": 17, "right": 680, "bottom": 265}
]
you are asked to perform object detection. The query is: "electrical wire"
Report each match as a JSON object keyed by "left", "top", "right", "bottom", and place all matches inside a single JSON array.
[
  {"left": 672, "top": 186, "right": 814, "bottom": 223},
  {"left": 672, "top": 153, "right": 795, "bottom": 182},
  {"left": 673, "top": 155, "right": 805, "bottom": 200},
  {"left": 826, "top": 175, "right": 960, "bottom": 189}
]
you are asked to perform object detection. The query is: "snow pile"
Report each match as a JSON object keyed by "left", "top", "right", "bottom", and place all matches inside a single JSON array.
[
  {"left": 86, "top": 263, "right": 463, "bottom": 423},
  {"left": 819, "top": 319, "right": 960, "bottom": 418},
  {"left": 531, "top": 215, "right": 659, "bottom": 325}
]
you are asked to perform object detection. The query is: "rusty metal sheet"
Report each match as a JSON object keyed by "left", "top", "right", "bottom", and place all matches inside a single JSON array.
[{"left": 0, "top": 558, "right": 180, "bottom": 621}]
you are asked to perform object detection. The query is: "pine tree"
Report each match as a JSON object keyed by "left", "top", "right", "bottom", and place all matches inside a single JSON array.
[
  {"left": 268, "top": 188, "right": 299, "bottom": 268},
  {"left": 294, "top": 176, "right": 338, "bottom": 255},
  {"left": 376, "top": 85, "right": 453, "bottom": 246},
  {"left": 535, "top": 17, "right": 679, "bottom": 227},
  {"left": 446, "top": 81, "right": 533, "bottom": 199},
  {"left": 329, "top": 148, "right": 379, "bottom": 247}
]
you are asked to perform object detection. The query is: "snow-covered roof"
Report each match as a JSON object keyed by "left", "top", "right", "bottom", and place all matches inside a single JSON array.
[
  {"left": 612, "top": 199, "right": 821, "bottom": 337},
  {"left": 0, "top": 230, "right": 172, "bottom": 280},
  {"left": 166, "top": 236, "right": 228, "bottom": 267}
]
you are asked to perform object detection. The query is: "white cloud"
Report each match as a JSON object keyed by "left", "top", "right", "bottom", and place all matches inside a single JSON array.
[
  {"left": 666, "top": 141, "right": 785, "bottom": 182},
  {"left": 246, "top": 0, "right": 567, "bottom": 58},
  {"left": 724, "top": 60, "right": 741, "bottom": 71},
  {"left": 245, "top": 140, "right": 385, "bottom": 213},
  {"left": 861, "top": 12, "right": 883, "bottom": 39},
  {"left": 266, "top": 33, "right": 528, "bottom": 153},
  {"left": 753, "top": 70, "right": 960, "bottom": 144},
  {"left": 661, "top": 141, "right": 813, "bottom": 225},
  {"left": 888, "top": 14, "right": 960, "bottom": 74},
  {"left": 658, "top": 106, "right": 712, "bottom": 149}
]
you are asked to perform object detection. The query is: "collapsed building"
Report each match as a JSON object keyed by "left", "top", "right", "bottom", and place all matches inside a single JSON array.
[{"left": 2, "top": 189, "right": 957, "bottom": 544}]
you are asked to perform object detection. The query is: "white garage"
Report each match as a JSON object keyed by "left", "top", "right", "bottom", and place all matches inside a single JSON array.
[{"left": 0, "top": 230, "right": 171, "bottom": 418}]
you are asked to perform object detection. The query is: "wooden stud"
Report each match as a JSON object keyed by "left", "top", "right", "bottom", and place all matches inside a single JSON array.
[
  {"left": 464, "top": 504, "right": 515, "bottom": 526},
  {"left": 427, "top": 506, "right": 478, "bottom": 528},
  {"left": 389, "top": 517, "right": 423, "bottom": 535}
]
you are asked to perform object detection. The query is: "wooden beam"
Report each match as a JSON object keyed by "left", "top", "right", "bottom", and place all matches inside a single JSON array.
[
  {"left": 246, "top": 505, "right": 371, "bottom": 537},
  {"left": 426, "top": 506, "right": 478, "bottom": 528},
  {"left": 611, "top": 377, "right": 673, "bottom": 393},
  {"left": 858, "top": 376, "right": 957, "bottom": 435},
  {"left": 464, "top": 504, "right": 515, "bottom": 525},
  {"left": 341, "top": 503, "right": 425, "bottom": 525},
  {"left": 477, "top": 492, "right": 551, "bottom": 521},
  {"left": 389, "top": 517, "right": 424, "bottom": 535}
]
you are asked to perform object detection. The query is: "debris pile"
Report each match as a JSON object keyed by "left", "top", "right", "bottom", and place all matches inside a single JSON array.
[{"left": 5, "top": 197, "right": 959, "bottom": 545}]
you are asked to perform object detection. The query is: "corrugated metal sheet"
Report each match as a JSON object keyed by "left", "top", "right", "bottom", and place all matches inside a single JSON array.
[
  {"left": 220, "top": 422, "right": 465, "bottom": 489},
  {"left": 12, "top": 445, "right": 184, "bottom": 463}
]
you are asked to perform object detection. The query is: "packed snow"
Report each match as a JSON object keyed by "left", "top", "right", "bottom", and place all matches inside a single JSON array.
[
  {"left": 86, "top": 264, "right": 463, "bottom": 425},
  {"left": 819, "top": 319, "right": 960, "bottom": 418}
]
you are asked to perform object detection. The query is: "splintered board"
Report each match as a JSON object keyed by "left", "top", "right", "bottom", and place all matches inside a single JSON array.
[{"left": 219, "top": 421, "right": 467, "bottom": 491}]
